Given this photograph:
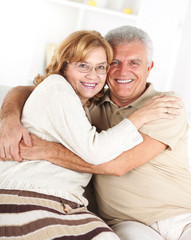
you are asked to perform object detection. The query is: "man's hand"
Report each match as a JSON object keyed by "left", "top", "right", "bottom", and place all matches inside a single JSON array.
[
  {"left": 0, "top": 120, "right": 32, "bottom": 161},
  {"left": 0, "top": 85, "right": 34, "bottom": 162},
  {"left": 20, "top": 134, "right": 96, "bottom": 173},
  {"left": 20, "top": 134, "right": 52, "bottom": 161}
]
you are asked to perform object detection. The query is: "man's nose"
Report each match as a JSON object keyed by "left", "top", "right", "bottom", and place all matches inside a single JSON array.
[{"left": 118, "top": 64, "right": 129, "bottom": 76}]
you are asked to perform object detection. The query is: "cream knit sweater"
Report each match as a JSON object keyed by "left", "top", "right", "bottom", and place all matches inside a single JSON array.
[{"left": 0, "top": 74, "right": 142, "bottom": 205}]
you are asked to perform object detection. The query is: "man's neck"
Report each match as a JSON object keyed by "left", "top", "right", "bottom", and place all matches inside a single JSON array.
[
  {"left": 110, "top": 94, "right": 141, "bottom": 108},
  {"left": 109, "top": 85, "right": 149, "bottom": 108}
]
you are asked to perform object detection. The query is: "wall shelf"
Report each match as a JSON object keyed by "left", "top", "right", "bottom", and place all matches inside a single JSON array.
[
  {"left": 49, "top": 0, "right": 139, "bottom": 17},
  {"left": 48, "top": 0, "right": 140, "bottom": 33}
]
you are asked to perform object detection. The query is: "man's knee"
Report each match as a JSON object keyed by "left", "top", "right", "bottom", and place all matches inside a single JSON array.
[
  {"left": 112, "top": 221, "right": 164, "bottom": 240},
  {"left": 180, "top": 223, "right": 191, "bottom": 240}
]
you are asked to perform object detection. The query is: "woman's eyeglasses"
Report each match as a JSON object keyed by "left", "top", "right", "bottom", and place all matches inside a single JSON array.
[{"left": 67, "top": 61, "right": 110, "bottom": 75}]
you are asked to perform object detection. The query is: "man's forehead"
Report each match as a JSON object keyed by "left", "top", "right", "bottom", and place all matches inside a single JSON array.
[
  {"left": 113, "top": 41, "right": 146, "bottom": 52},
  {"left": 112, "top": 43, "right": 147, "bottom": 61},
  {"left": 112, "top": 55, "right": 143, "bottom": 63}
]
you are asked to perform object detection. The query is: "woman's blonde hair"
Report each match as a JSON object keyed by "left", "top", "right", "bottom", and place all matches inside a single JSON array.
[{"left": 34, "top": 30, "right": 113, "bottom": 104}]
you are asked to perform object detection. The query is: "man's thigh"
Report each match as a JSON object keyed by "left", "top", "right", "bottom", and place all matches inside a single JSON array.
[{"left": 112, "top": 221, "right": 164, "bottom": 240}]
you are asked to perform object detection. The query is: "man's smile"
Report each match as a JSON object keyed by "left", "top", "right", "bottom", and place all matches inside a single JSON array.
[{"left": 115, "top": 79, "right": 133, "bottom": 84}]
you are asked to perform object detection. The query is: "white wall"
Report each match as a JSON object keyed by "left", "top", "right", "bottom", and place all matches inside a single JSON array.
[
  {"left": 0, "top": 0, "right": 191, "bottom": 113},
  {"left": 170, "top": 0, "right": 191, "bottom": 113},
  {"left": 0, "top": 0, "right": 76, "bottom": 86}
]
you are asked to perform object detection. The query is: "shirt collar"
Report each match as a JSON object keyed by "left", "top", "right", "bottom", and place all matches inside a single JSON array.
[{"left": 97, "top": 82, "right": 157, "bottom": 109}]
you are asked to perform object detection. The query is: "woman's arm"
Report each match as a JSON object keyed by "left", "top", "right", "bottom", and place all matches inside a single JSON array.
[
  {"left": 0, "top": 80, "right": 181, "bottom": 163},
  {"left": 41, "top": 77, "right": 182, "bottom": 165},
  {"left": 0, "top": 86, "right": 34, "bottom": 161},
  {"left": 19, "top": 132, "right": 167, "bottom": 176},
  {"left": 27, "top": 76, "right": 143, "bottom": 165}
]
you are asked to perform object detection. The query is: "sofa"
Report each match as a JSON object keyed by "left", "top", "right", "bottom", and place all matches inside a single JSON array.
[{"left": 0, "top": 85, "right": 11, "bottom": 106}]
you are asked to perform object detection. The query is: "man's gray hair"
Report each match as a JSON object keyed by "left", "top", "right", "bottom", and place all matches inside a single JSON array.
[{"left": 105, "top": 25, "right": 153, "bottom": 66}]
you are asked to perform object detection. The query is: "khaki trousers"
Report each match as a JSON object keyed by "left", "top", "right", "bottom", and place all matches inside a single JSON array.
[{"left": 112, "top": 213, "right": 191, "bottom": 240}]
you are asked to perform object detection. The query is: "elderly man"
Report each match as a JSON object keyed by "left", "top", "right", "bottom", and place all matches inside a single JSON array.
[{"left": 1, "top": 26, "right": 191, "bottom": 240}]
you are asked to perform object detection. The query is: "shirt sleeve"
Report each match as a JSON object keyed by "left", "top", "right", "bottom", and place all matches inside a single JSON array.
[
  {"left": 140, "top": 92, "right": 189, "bottom": 150},
  {"left": 28, "top": 75, "right": 143, "bottom": 165}
]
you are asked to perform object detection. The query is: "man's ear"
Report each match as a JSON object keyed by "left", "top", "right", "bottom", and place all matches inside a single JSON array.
[
  {"left": 147, "top": 61, "right": 154, "bottom": 78},
  {"left": 147, "top": 61, "right": 154, "bottom": 77},
  {"left": 148, "top": 61, "right": 154, "bottom": 72}
]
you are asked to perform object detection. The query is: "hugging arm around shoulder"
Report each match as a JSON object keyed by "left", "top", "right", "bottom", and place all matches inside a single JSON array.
[
  {"left": 41, "top": 131, "right": 167, "bottom": 176},
  {"left": 25, "top": 88, "right": 188, "bottom": 176},
  {"left": 21, "top": 75, "right": 142, "bottom": 165}
]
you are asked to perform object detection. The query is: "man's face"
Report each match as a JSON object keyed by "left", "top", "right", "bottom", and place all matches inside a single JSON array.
[{"left": 107, "top": 41, "right": 154, "bottom": 107}]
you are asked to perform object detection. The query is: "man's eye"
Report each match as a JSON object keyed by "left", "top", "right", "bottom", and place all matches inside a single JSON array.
[
  {"left": 111, "top": 61, "right": 119, "bottom": 67},
  {"left": 131, "top": 61, "right": 139, "bottom": 66}
]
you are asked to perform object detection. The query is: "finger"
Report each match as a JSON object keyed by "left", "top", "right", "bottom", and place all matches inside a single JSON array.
[
  {"left": 10, "top": 145, "right": 23, "bottom": 162},
  {"left": 4, "top": 144, "right": 13, "bottom": 160},
  {"left": 162, "top": 96, "right": 182, "bottom": 104},
  {"left": 166, "top": 108, "right": 181, "bottom": 116},
  {"left": 160, "top": 110, "right": 176, "bottom": 119},
  {"left": 173, "top": 101, "right": 183, "bottom": 108},
  {"left": 23, "top": 129, "right": 32, "bottom": 146},
  {"left": 153, "top": 95, "right": 180, "bottom": 103},
  {"left": 0, "top": 146, "right": 6, "bottom": 159},
  {"left": 164, "top": 102, "right": 183, "bottom": 109},
  {"left": 0, "top": 156, "right": 6, "bottom": 161},
  {"left": 20, "top": 144, "right": 31, "bottom": 159}
]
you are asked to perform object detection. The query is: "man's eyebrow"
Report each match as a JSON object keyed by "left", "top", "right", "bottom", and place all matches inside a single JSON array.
[
  {"left": 130, "top": 58, "right": 142, "bottom": 63},
  {"left": 112, "top": 58, "right": 120, "bottom": 62}
]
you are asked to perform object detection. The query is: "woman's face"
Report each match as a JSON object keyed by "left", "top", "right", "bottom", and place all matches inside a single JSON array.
[{"left": 65, "top": 47, "right": 108, "bottom": 105}]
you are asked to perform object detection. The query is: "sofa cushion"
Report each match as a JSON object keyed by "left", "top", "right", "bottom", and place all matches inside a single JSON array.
[{"left": 0, "top": 85, "right": 11, "bottom": 108}]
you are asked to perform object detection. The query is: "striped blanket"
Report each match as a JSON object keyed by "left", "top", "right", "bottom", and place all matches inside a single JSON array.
[{"left": 0, "top": 189, "right": 119, "bottom": 240}]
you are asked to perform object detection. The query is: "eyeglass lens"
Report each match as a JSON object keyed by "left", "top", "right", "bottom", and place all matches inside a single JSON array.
[{"left": 75, "top": 62, "right": 109, "bottom": 74}]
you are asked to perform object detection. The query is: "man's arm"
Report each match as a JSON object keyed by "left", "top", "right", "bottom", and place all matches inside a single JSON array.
[
  {"left": 0, "top": 86, "right": 34, "bottom": 161},
  {"left": 20, "top": 133, "right": 167, "bottom": 176},
  {"left": 95, "top": 132, "right": 167, "bottom": 176}
]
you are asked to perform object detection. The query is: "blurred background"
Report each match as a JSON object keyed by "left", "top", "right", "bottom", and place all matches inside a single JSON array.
[{"left": 0, "top": 0, "right": 191, "bottom": 112}]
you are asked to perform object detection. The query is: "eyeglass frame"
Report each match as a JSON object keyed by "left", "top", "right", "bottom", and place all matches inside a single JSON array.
[{"left": 66, "top": 61, "right": 110, "bottom": 75}]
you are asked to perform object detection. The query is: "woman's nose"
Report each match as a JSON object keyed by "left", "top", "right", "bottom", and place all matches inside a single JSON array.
[{"left": 86, "top": 68, "right": 98, "bottom": 78}]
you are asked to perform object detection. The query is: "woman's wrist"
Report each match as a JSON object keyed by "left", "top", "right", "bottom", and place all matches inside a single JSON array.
[{"left": 128, "top": 111, "right": 146, "bottom": 129}]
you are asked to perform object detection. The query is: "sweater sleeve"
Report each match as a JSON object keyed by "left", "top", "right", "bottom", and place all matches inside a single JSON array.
[{"left": 26, "top": 75, "right": 143, "bottom": 165}]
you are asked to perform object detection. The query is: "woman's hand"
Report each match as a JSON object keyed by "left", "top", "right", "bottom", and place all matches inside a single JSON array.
[
  {"left": 128, "top": 95, "right": 183, "bottom": 129},
  {"left": 0, "top": 119, "right": 32, "bottom": 161}
]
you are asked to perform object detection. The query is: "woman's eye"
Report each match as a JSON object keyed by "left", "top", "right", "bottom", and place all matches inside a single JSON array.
[
  {"left": 98, "top": 65, "right": 106, "bottom": 70},
  {"left": 79, "top": 63, "right": 88, "bottom": 68}
]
